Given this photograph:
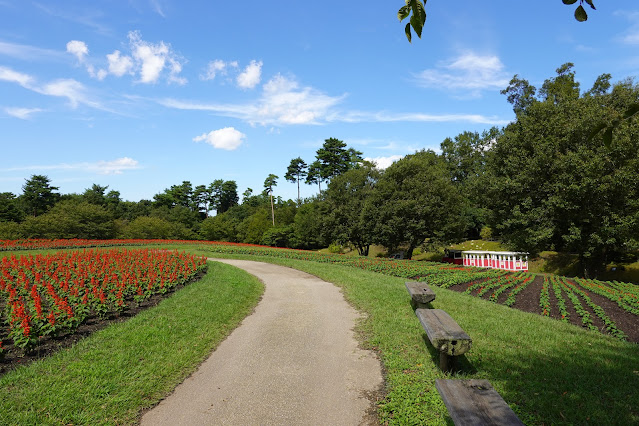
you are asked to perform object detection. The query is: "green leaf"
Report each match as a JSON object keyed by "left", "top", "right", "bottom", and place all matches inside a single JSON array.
[
  {"left": 562, "top": 0, "right": 578, "bottom": 4},
  {"left": 405, "top": 22, "right": 412, "bottom": 43},
  {"left": 623, "top": 103, "right": 639, "bottom": 119},
  {"left": 575, "top": 5, "right": 588, "bottom": 22},
  {"left": 603, "top": 127, "right": 613, "bottom": 148},
  {"left": 398, "top": 5, "right": 410, "bottom": 21},
  {"left": 410, "top": 13, "right": 423, "bottom": 39},
  {"left": 588, "top": 122, "right": 607, "bottom": 141},
  {"left": 584, "top": 0, "right": 596, "bottom": 10}
]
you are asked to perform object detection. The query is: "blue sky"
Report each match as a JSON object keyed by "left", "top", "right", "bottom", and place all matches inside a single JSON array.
[{"left": 1, "top": 1, "right": 638, "bottom": 202}]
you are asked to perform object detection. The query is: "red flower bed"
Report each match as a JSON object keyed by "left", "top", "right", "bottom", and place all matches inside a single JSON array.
[{"left": 0, "top": 248, "right": 206, "bottom": 354}]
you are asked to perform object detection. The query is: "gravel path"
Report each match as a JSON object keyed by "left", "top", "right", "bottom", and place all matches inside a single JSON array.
[{"left": 140, "top": 259, "right": 384, "bottom": 425}]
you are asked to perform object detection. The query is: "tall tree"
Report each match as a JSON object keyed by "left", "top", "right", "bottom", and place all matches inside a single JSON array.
[
  {"left": 284, "top": 157, "right": 308, "bottom": 205},
  {"left": 305, "top": 160, "right": 324, "bottom": 195},
  {"left": 316, "top": 138, "right": 353, "bottom": 181},
  {"left": 21, "top": 175, "right": 59, "bottom": 217},
  {"left": 324, "top": 163, "right": 380, "bottom": 256},
  {"left": 364, "top": 150, "right": 464, "bottom": 259},
  {"left": 485, "top": 67, "right": 639, "bottom": 278},
  {"left": 263, "top": 174, "right": 278, "bottom": 226},
  {"left": 82, "top": 184, "right": 109, "bottom": 206},
  {"left": 217, "top": 180, "right": 239, "bottom": 214}
]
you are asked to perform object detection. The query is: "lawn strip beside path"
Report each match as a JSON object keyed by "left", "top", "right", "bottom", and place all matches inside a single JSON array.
[
  {"left": 0, "top": 262, "right": 263, "bottom": 425},
  {"left": 190, "top": 251, "right": 639, "bottom": 425},
  {"left": 142, "top": 259, "right": 384, "bottom": 425}
]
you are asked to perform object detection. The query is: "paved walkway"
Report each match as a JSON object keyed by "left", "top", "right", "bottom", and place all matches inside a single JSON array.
[{"left": 141, "top": 259, "right": 384, "bottom": 425}]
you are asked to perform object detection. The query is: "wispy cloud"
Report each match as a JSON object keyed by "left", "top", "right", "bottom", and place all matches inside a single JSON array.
[
  {"left": 193, "top": 127, "right": 246, "bottom": 150},
  {"left": 160, "top": 74, "right": 345, "bottom": 125},
  {"left": 615, "top": 11, "right": 639, "bottom": 45},
  {"left": 149, "top": 0, "right": 166, "bottom": 17},
  {"left": 4, "top": 107, "right": 43, "bottom": 119},
  {"left": 200, "top": 59, "right": 238, "bottom": 81},
  {"left": 335, "top": 111, "right": 510, "bottom": 126},
  {"left": 159, "top": 70, "right": 508, "bottom": 127},
  {"left": 0, "top": 65, "right": 109, "bottom": 111},
  {"left": 34, "top": 2, "right": 112, "bottom": 35},
  {"left": 2, "top": 157, "right": 141, "bottom": 175},
  {"left": 414, "top": 52, "right": 511, "bottom": 97},
  {"left": 0, "top": 40, "right": 65, "bottom": 61}
]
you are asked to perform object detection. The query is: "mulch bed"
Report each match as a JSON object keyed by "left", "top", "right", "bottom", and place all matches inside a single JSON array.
[
  {"left": 446, "top": 274, "right": 639, "bottom": 344},
  {"left": 0, "top": 270, "right": 206, "bottom": 377}
]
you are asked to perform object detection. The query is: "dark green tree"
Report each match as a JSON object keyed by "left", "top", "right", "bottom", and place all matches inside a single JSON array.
[
  {"left": 324, "top": 163, "right": 380, "bottom": 256},
  {"left": 217, "top": 180, "right": 239, "bottom": 214},
  {"left": 284, "top": 157, "right": 308, "bottom": 205},
  {"left": 316, "top": 138, "right": 362, "bottom": 181},
  {"left": 20, "top": 175, "right": 59, "bottom": 217},
  {"left": 305, "top": 160, "right": 324, "bottom": 194},
  {"left": 485, "top": 67, "right": 639, "bottom": 277},
  {"left": 0, "top": 192, "right": 23, "bottom": 222},
  {"left": 82, "top": 184, "right": 109, "bottom": 206},
  {"left": 364, "top": 150, "right": 464, "bottom": 259}
]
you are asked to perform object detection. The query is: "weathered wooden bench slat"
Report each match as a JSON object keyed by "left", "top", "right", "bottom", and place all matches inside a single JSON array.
[
  {"left": 405, "top": 281, "right": 436, "bottom": 308},
  {"left": 435, "top": 379, "right": 524, "bottom": 426},
  {"left": 415, "top": 308, "right": 472, "bottom": 356}
]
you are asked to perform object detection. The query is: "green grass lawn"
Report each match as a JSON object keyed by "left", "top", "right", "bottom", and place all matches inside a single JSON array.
[
  {"left": 1, "top": 244, "right": 638, "bottom": 425},
  {"left": 197, "top": 248, "right": 639, "bottom": 425}
]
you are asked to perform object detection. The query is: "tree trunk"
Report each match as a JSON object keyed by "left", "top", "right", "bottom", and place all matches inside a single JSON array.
[{"left": 270, "top": 194, "right": 275, "bottom": 226}]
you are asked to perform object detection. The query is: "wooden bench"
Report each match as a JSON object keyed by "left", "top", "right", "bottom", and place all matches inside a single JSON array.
[
  {"left": 415, "top": 308, "right": 472, "bottom": 372},
  {"left": 435, "top": 379, "right": 524, "bottom": 425},
  {"left": 405, "top": 281, "right": 436, "bottom": 309}
]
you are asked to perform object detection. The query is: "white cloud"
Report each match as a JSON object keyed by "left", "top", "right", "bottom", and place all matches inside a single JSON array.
[
  {"left": 0, "top": 66, "right": 34, "bottom": 88},
  {"left": 365, "top": 155, "right": 403, "bottom": 169},
  {"left": 38, "top": 79, "right": 88, "bottom": 108},
  {"left": 193, "top": 127, "right": 246, "bottom": 150},
  {"left": 414, "top": 52, "right": 510, "bottom": 97},
  {"left": 107, "top": 50, "right": 134, "bottom": 76},
  {"left": 200, "top": 59, "right": 238, "bottom": 81},
  {"left": 91, "top": 157, "right": 140, "bottom": 174},
  {"left": 160, "top": 73, "right": 344, "bottom": 126},
  {"left": 128, "top": 30, "right": 185, "bottom": 84},
  {"left": 66, "top": 40, "right": 88, "bottom": 62},
  {"left": 1, "top": 157, "right": 141, "bottom": 174},
  {"left": 237, "top": 60, "right": 262, "bottom": 89},
  {"left": 615, "top": 11, "right": 639, "bottom": 44},
  {"left": 336, "top": 110, "right": 510, "bottom": 126},
  {"left": 4, "top": 107, "right": 43, "bottom": 119},
  {"left": 0, "top": 40, "right": 64, "bottom": 61}
]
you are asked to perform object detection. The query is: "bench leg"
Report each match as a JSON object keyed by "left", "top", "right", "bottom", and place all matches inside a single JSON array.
[{"left": 439, "top": 353, "right": 457, "bottom": 373}]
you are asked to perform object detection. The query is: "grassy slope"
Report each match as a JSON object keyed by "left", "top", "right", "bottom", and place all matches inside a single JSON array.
[
  {"left": 0, "top": 262, "right": 263, "bottom": 425},
  {"left": 197, "top": 250, "right": 639, "bottom": 425}
]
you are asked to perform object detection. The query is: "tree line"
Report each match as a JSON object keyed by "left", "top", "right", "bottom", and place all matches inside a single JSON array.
[{"left": 1, "top": 63, "right": 637, "bottom": 278}]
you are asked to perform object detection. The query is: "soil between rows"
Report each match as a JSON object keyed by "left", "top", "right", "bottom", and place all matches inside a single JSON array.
[{"left": 446, "top": 274, "right": 639, "bottom": 343}]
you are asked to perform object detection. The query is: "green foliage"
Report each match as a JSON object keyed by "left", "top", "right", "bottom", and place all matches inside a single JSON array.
[
  {"left": 323, "top": 164, "right": 380, "bottom": 256},
  {"left": 486, "top": 65, "right": 639, "bottom": 278},
  {"left": 284, "top": 157, "right": 308, "bottom": 204},
  {"left": 20, "top": 200, "right": 115, "bottom": 239},
  {"left": 20, "top": 174, "right": 59, "bottom": 217},
  {"left": 0, "top": 192, "right": 23, "bottom": 223},
  {"left": 365, "top": 150, "right": 465, "bottom": 259},
  {"left": 121, "top": 216, "right": 197, "bottom": 240}
]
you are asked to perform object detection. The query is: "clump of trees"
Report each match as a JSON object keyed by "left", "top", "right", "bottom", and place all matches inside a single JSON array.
[{"left": 1, "top": 64, "right": 637, "bottom": 278}]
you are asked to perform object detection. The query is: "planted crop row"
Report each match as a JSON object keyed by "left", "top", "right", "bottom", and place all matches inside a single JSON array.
[{"left": 0, "top": 248, "right": 207, "bottom": 353}]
